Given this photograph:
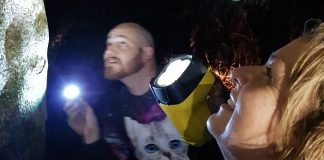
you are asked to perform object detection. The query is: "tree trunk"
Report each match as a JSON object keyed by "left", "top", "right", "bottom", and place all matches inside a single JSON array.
[{"left": 0, "top": 0, "right": 49, "bottom": 159}]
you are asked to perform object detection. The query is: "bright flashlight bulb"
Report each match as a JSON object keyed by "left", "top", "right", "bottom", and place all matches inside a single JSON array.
[
  {"left": 157, "top": 59, "right": 191, "bottom": 87},
  {"left": 63, "top": 85, "right": 80, "bottom": 100}
]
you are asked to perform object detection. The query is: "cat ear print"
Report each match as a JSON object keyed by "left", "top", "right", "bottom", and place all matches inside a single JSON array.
[{"left": 124, "top": 117, "right": 138, "bottom": 142}]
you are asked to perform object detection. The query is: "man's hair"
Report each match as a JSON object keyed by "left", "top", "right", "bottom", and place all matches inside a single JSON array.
[
  {"left": 115, "top": 22, "right": 155, "bottom": 48},
  {"left": 277, "top": 22, "right": 324, "bottom": 159}
]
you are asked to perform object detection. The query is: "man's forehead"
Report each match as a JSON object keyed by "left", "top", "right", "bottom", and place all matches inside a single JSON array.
[
  {"left": 107, "top": 28, "right": 135, "bottom": 40},
  {"left": 108, "top": 26, "right": 137, "bottom": 36},
  {"left": 107, "top": 27, "right": 145, "bottom": 45},
  {"left": 107, "top": 34, "right": 128, "bottom": 40}
]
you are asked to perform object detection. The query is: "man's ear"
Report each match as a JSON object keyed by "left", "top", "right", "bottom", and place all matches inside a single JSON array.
[{"left": 142, "top": 47, "right": 154, "bottom": 61}]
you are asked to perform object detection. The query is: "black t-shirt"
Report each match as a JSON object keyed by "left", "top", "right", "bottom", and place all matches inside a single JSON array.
[
  {"left": 86, "top": 84, "right": 224, "bottom": 160},
  {"left": 97, "top": 86, "right": 190, "bottom": 159}
]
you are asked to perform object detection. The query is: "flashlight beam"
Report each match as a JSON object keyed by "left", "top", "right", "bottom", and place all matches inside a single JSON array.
[{"left": 63, "top": 84, "right": 80, "bottom": 100}]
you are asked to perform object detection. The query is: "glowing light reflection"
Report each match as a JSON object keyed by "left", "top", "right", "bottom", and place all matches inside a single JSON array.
[
  {"left": 63, "top": 85, "right": 80, "bottom": 100},
  {"left": 157, "top": 59, "right": 191, "bottom": 87}
]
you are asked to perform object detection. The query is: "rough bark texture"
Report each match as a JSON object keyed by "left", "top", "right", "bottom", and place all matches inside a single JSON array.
[{"left": 0, "top": 0, "right": 48, "bottom": 159}]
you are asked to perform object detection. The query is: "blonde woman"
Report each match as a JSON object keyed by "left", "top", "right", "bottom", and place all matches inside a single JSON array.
[{"left": 207, "top": 22, "right": 324, "bottom": 159}]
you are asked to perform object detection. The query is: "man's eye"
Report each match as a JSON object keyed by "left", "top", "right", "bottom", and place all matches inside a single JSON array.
[
  {"left": 119, "top": 41, "right": 127, "bottom": 45},
  {"left": 117, "top": 41, "right": 127, "bottom": 48}
]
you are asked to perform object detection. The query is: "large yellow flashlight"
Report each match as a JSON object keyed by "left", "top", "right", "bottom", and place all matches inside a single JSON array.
[{"left": 150, "top": 55, "right": 215, "bottom": 146}]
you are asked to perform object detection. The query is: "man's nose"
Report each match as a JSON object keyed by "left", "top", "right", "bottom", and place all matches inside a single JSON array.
[{"left": 103, "top": 46, "right": 115, "bottom": 59}]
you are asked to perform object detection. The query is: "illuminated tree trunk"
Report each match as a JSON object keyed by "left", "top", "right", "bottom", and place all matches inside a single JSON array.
[{"left": 0, "top": 0, "right": 48, "bottom": 159}]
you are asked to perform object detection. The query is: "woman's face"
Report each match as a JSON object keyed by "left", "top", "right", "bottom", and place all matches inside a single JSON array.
[{"left": 207, "top": 37, "right": 310, "bottom": 159}]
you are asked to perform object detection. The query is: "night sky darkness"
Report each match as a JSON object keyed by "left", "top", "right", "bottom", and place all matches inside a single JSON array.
[{"left": 43, "top": 0, "right": 323, "bottom": 159}]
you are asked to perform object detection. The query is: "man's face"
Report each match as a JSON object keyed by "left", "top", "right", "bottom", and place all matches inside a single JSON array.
[{"left": 103, "top": 26, "right": 145, "bottom": 80}]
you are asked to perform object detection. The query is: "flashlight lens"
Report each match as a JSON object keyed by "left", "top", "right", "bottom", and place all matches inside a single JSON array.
[
  {"left": 63, "top": 85, "right": 80, "bottom": 100},
  {"left": 157, "top": 59, "right": 190, "bottom": 87}
]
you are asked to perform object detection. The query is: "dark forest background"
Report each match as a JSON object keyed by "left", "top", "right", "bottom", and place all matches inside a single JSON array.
[{"left": 44, "top": 0, "right": 323, "bottom": 159}]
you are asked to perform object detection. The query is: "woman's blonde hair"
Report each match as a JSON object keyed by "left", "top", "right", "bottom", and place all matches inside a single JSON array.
[{"left": 277, "top": 22, "right": 324, "bottom": 159}]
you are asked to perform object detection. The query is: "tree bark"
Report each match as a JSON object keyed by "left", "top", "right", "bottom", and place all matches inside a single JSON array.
[{"left": 0, "top": 0, "right": 49, "bottom": 159}]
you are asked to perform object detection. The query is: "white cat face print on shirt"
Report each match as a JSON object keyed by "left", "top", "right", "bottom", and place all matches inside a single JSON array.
[{"left": 124, "top": 117, "right": 189, "bottom": 160}]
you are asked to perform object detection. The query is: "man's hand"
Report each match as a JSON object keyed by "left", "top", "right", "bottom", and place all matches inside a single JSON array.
[{"left": 64, "top": 98, "right": 100, "bottom": 144}]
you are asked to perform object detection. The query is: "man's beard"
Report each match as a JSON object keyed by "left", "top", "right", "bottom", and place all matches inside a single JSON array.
[{"left": 103, "top": 51, "right": 144, "bottom": 80}]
